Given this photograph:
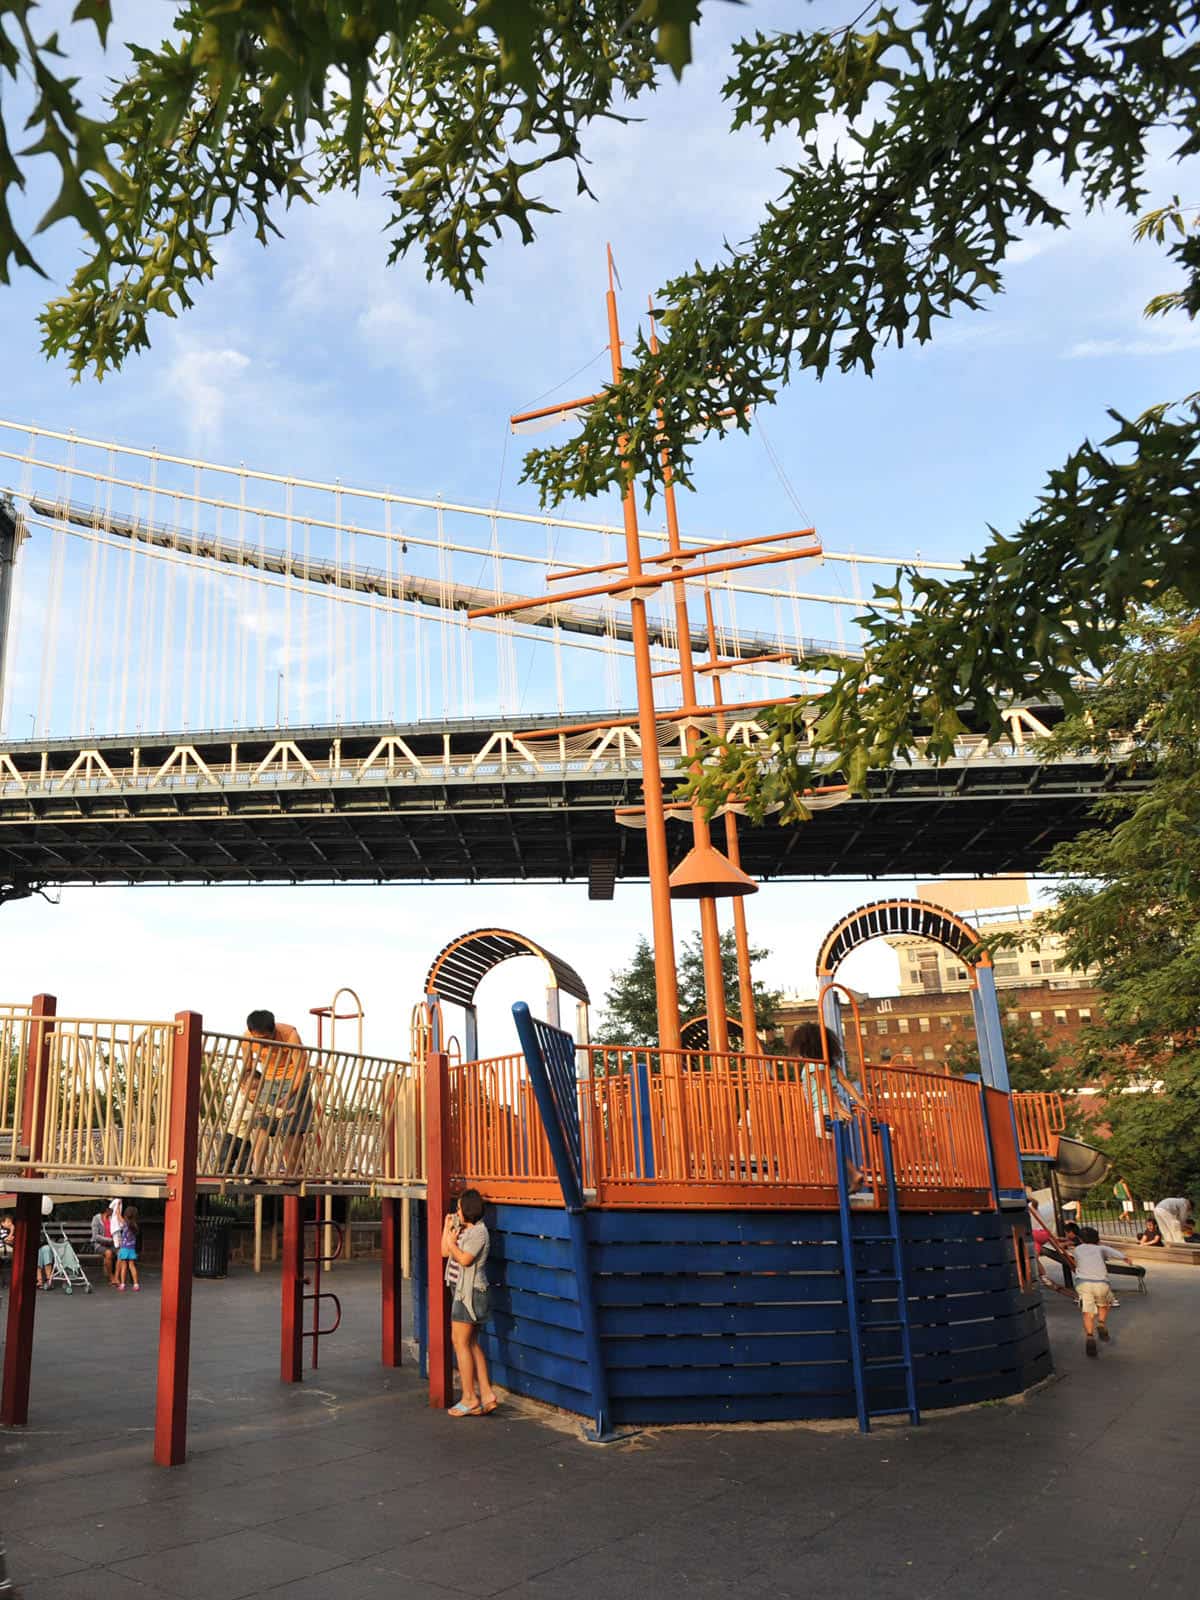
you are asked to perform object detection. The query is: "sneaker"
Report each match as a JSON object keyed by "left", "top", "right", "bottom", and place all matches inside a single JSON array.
[
  {"left": 116, "top": 1283, "right": 126, "bottom": 1292},
  {"left": 1085, "top": 1336, "right": 1097, "bottom": 1357},
  {"left": 1097, "top": 1324, "right": 1110, "bottom": 1342},
  {"left": 132, "top": 1284, "right": 141, "bottom": 1292}
]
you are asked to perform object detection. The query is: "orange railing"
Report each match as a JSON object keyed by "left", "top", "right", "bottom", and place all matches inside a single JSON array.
[
  {"left": 1011, "top": 1090, "right": 1067, "bottom": 1158},
  {"left": 582, "top": 1045, "right": 840, "bottom": 1206},
  {"left": 450, "top": 1044, "right": 996, "bottom": 1209},
  {"left": 862, "top": 1063, "right": 993, "bottom": 1201},
  {"left": 447, "top": 1053, "right": 559, "bottom": 1202}
]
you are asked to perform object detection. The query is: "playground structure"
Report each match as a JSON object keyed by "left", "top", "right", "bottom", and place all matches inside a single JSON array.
[
  {"left": 419, "top": 894, "right": 1057, "bottom": 1436},
  {"left": 0, "top": 897, "right": 1070, "bottom": 1457}
]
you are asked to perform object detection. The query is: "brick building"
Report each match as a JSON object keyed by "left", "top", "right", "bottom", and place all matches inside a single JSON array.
[{"left": 776, "top": 979, "right": 1103, "bottom": 1075}]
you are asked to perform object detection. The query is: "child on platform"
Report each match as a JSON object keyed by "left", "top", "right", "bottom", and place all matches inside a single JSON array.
[
  {"left": 1069, "top": 1225, "right": 1129, "bottom": 1357},
  {"left": 116, "top": 1205, "right": 141, "bottom": 1292},
  {"left": 220, "top": 1066, "right": 262, "bottom": 1176}
]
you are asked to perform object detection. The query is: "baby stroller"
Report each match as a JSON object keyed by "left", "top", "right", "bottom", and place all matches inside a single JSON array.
[{"left": 43, "top": 1224, "right": 92, "bottom": 1295}]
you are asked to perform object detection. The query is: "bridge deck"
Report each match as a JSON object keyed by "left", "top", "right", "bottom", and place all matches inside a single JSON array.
[{"left": 0, "top": 709, "right": 1144, "bottom": 890}]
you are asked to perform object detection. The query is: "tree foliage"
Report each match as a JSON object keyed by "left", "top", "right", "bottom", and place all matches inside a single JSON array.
[
  {"left": 595, "top": 928, "right": 783, "bottom": 1047},
  {"left": 944, "top": 1011, "right": 1065, "bottom": 1094},
  {"left": 999, "top": 601, "right": 1200, "bottom": 1196},
  {"left": 2, "top": 2, "right": 710, "bottom": 375}
]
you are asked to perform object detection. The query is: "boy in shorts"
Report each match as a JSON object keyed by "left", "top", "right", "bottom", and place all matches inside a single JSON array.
[{"left": 1069, "top": 1225, "right": 1130, "bottom": 1357}]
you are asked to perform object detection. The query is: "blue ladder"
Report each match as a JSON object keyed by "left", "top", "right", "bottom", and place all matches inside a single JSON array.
[{"left": 833, "top": 1117, "right": 920, "bottom": 1433}]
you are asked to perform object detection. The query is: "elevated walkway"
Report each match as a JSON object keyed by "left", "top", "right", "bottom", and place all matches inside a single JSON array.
[{"left": 1, "top": 1003, "right": 424, "bottom": 1200}]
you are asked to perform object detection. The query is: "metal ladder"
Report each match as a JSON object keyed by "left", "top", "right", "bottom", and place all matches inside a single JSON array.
[{"left": 834, "top": 1117, "right": 920, "bottom": 1433}]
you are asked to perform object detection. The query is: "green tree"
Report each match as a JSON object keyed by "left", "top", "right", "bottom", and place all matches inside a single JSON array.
[
  {"left": 1025, "top": 599, "right": 1200, "bottom": 1199},
  {"left": 595, "top": 929, "right": 782, "bottom": 1047},
  {"left": 943, "top": 1012, "right": 1065, "bottom": 1094}
]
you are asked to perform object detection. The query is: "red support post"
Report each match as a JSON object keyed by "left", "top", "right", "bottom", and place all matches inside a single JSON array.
[
  {"left": 1, "top": 993, "right": 55, "bottom": 1428},
  {"left": 424, "top": 1049, "right": 453, "bottom": 1409},
  {"left": 154, "top": 1010, "right": 203, "bottom": 1466},
  {"left": 381, "top": 1196, "right": 404, "bottom": 1367},
  {"left": 280, "top": 1194, "right": 304, "bottom": 1383}
]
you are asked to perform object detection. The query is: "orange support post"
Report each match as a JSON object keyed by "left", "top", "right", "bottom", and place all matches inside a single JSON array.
[
  {"left": 984, "top": 1088, "right": 1024, "bottom": 1196},
  {"left": 424, "top": 1049, "right": 454, "bottom": 1409},
  {"left": 381, "top": 1196, "right": 404, "bottom": 1367},
  {"left": 280, "top": 1195, "right": 304, "bottom": 1383},
  {"left": 154, "top": 1010, "right": 203, "bottom": 1467},
  {"left": 1, "top": 992, "right": 55, "bottom": 1428}
]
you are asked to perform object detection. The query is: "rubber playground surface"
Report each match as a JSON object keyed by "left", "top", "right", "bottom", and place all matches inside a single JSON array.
[{"left": 1, "top": 1257, "right": 1197, "bottom": 1600}]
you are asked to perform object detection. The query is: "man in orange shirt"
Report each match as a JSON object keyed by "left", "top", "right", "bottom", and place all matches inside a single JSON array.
[{"left": 244, "top": 1010, "right": 312, "bottom": 1171}]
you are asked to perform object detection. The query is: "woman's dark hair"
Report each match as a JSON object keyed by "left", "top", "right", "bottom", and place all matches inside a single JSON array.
[
  {"left": 789, "top": 1021, "right": 843, "bottom": 1069},
  {"left": 1063, "top": 1221, "right": 1081, "bottom": 1238},
  {"left": 1079, "top": 1225, "right": 1100, "bottom": 1245},
  {"left": 247, "top": 1009, "right": 276, "bottom": 1035},
  {"left": 458, "top": 1188, "right": 485, "bottom": 1224},
  {"left": 123, "top": 1205, "right": 139, "bottom": 1227}
]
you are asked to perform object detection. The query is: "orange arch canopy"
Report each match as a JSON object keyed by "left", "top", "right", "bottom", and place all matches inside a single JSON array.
[
  {"left": 816, "top": 897, "right": 990, "bottom": 978},
  {"left": 424, "top": 928, "right": 590, "bottom": 1011}
]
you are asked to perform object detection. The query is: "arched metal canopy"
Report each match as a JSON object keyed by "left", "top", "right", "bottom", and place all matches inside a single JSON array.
[
  {"left": 680, "top": 1013, "right": 747, "bottom": 1051},
  {"left": 816, "top": 897, "right": 989, "bottom": 978},
  {"left": 425, "top": 928, "right": 590, "bottom": 1011}
]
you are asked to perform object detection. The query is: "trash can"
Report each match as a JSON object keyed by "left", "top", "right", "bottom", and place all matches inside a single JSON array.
[{"left": 193, "top": 1215, "right": 232, "bottom": 1279}]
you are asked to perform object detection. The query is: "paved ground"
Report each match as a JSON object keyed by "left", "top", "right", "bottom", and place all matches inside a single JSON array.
[{"left": 1, "top": 1255, "right": 1197, "bottom": 1599}]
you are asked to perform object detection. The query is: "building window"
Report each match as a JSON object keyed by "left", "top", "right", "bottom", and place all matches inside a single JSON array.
[
  {"left": 898, "top": 1018, "right": 910, "bottom": 1034},
  {"left": 922, "top": 1047, "right": 936, "bottom": 1061},
  {"left": 876, "top": 1020, "right": 888, "bottom": 1035},
  {"left": 1054, "top": 1009, "right": 1068, "bottom": 1026},
  {"left": 940, "top": 1015, "right": 954, "bottom": 1030},
  {"left": 1030, "top": 1011, "right": 1043, "bottom": 1028},
  {"left": 955, "top": 968, "right": 968, "bottom": 981},
  {"left": 1078, "top": 1008, "right": 1092, "bottom": 1024},
  {"left": 918, "top": 1016, "right": 931, "bottom": 1033}
]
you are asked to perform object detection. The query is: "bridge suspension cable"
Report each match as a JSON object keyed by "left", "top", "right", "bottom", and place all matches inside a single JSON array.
[{"left": 0, "top": 419, "right": 951, "bottom": 743}]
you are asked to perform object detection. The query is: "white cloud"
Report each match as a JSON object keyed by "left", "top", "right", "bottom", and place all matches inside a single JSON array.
[
  {"left": 1067, "top": 321, "right": 1200, "bottom": 359},
  {"left": 167, "top": 345, "right": 252, "bottom": 449}
]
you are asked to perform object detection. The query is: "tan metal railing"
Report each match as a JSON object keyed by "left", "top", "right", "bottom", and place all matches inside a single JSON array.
[
  {"left": 0, "top": 1016, "right": 179, "bottom": 1181},
  {"left": 0, "top": 1005, "right": 33, "bottom": 1162},
  {"left": 198, "top": 1033, "right": 423, "bottom": 1188}
]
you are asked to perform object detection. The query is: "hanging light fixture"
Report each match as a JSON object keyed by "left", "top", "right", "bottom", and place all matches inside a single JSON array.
[{"left": 668, "top": 842, "right": 758, "bottom": 900}]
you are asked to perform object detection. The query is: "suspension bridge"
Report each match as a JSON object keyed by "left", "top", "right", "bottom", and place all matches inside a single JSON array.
[{"left": 0, "top": 420, "right": 1134, "bottom": 899}]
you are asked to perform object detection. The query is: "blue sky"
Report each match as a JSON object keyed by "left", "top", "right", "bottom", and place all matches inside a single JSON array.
[{"left": 0, "top": 2, "right": 1195, "bottom": 1051}]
